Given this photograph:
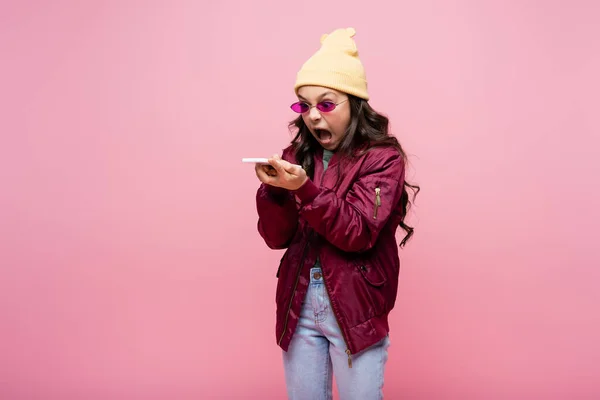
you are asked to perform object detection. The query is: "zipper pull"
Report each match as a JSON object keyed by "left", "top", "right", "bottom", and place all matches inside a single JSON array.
[
  {"left": 373, "top": 187, "right": 381, "bottom": 219},
  {"left": 346, "top": 349, "right": 353, "bottom": 368}
]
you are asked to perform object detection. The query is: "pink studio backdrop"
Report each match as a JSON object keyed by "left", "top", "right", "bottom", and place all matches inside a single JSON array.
[{"left": 1, "top": 1, "right": 599, "bottom": 399}]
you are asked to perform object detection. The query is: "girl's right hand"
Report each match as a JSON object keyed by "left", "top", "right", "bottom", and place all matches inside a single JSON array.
[
  {"left": 256, "top": 154, "right": 308, "bottom": 191},
  {"left": 255, "top": 154, "right": 281, "bottom": 179}
]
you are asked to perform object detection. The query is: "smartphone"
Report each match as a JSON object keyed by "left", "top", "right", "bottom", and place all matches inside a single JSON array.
[{"left": 241, "top": 158, "right": 270, "bottom": 164}]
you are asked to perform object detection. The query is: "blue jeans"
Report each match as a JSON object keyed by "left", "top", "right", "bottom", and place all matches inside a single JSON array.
[{"left": 282, "top": 267, "right": 390, "bottom": 400}]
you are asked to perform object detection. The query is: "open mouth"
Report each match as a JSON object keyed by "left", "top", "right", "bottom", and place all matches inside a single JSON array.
[{"left": 315, "top": 129, "right": 333, "bottom": 143}]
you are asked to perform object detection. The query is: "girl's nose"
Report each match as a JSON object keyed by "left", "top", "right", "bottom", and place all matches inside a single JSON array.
[{"left": 308, "top": 106, "right": 321, "bottom": 121}]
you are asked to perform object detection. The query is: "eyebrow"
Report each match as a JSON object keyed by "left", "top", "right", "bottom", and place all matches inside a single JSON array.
[{"left": 297, "top": 91, "right": 337, "bottom": 102}]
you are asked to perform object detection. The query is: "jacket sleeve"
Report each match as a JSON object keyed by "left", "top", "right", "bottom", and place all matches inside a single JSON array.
[
  {"left": 293, "top": 150, "right": 405, "bottom": 253},
  {"left": 256, "top": 182, "right": 299, "bottom": 250}
]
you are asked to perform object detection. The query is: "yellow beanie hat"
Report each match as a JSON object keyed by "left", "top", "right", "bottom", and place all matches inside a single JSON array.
[{"left": 294, "top": 27, "right": 369, "bottom": 101}]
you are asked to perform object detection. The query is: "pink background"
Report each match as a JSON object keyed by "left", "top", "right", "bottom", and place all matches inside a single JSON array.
[{"left": 1, "top": 1, "right": 599, "bottom": 399}]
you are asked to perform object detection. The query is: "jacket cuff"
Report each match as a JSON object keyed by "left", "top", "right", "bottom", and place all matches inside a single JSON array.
[
  {"left": 293, "top": 179, "right": 320, "bottom": 204},
  {"left": 263, "top": 183, "right": 288, "bottom": 196},
  {"left": 260, "top": 184, "right": 291, "bottom": 205}
]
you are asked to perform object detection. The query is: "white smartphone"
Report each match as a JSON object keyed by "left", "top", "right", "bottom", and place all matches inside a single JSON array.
[{"left": 241, "top": 158, "right": 270, "bottom": 164}]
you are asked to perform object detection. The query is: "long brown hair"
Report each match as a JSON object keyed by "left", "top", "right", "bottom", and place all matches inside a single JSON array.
[{"left": 289, "top": 95, "right": 420, "bottom": 247}]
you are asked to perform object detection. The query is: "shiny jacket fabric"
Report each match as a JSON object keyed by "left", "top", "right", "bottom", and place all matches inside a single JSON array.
[{"left": 256, "top": 144, "right": 406, "bottom": 362}]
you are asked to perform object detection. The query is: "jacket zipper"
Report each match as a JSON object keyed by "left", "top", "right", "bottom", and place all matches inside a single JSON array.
[
  {"left": 373, "top": 187, "right": 381, "bottom": 219},
  {"left": 321, "top": 264, "right": 353, "bottom": 368},
  {"left": 320, "top": 156, "right": 353, "bottom": 367},
  {"left": 278, "top": 231, "right": 313, "bottom": 346},
  {"left": 280, "top": 160, "right": 326, "bottom": 346}
]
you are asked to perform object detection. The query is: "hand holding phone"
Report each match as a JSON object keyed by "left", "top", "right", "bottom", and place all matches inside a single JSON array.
[
  {"left": 243, "top": 156, "right": 278, "bottom": 177},
  {"left": 247, "top": 154, "right": 307, "bottom": 190}
]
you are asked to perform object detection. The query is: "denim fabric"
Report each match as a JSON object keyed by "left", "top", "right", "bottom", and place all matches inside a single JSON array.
[{"left": 282, "top": 267, "right": 390, "bottom": 400}]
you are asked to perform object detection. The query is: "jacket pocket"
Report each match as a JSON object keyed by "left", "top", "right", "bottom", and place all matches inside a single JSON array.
[
  {"left": 357, "top": 262, "right": 387, "bottom": 287},
  {"left": 354, "top": 261, "right": 388, "bottom": 320}
]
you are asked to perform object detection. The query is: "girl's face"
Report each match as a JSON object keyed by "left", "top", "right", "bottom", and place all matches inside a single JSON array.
[{"left": 294, "top": 86, "right": 351, "bottom": 151}]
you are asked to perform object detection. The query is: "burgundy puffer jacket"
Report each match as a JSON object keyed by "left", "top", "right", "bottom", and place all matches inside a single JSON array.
[{"left": 256, "top": 144, "right": 406, "bottom": 367}]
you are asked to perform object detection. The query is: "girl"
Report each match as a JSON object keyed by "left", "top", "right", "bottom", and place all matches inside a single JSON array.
[{"left": 254, "top": 28, "right": 419, "bottom": 400}]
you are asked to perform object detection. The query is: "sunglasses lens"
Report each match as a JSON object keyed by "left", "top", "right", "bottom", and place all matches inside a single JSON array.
[
  {"left": 291, "top": 102, "right": 309, "bottom": 113},
  {"left": 317, "top": 101, "right": 336, "bottom": 112}
]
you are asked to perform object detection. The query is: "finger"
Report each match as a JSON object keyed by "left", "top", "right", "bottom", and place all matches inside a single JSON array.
[
  {"left": 265, "top": 166, "right": 278, "bottom": 177},
  {"left": 257, "top": 163, "right": 277, "bottom": 177},
  {"left": 277, "top": 159, "right": 302, "bottom": 174},
  {"left": 269, "top": 159, "right": 287, "bottom": 174},
  {"left": 255, "top": 164, "right": 271, "bottom": 182},
  {"left": 275, "top": 159, "right": 292, "bottom": 170},
  {"left": 288, "top": 164, "right": 303, "bottom": 176},
  {"left": 259, "top": 172, "right": 275, "bottom": 185},
  {"left": 272, "top": 154, "right": 281, "bottom": 160},
  {"left": 261, "top": 164, "right": 275, "bottom": 173}
]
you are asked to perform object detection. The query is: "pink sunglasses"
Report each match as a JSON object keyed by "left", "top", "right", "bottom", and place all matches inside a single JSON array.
[{"left": 290, "top": 99, "right": 348, "bottom": 114}]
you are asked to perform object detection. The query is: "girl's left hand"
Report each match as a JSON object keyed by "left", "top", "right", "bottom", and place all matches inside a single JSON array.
[{"left": 256, "top": 155, "right": 308, "bottom": 191}]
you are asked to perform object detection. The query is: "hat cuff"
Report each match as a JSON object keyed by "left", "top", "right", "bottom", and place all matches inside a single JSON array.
[{"left": 294, "top": 70, "right": 369, "bottom": 101}]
